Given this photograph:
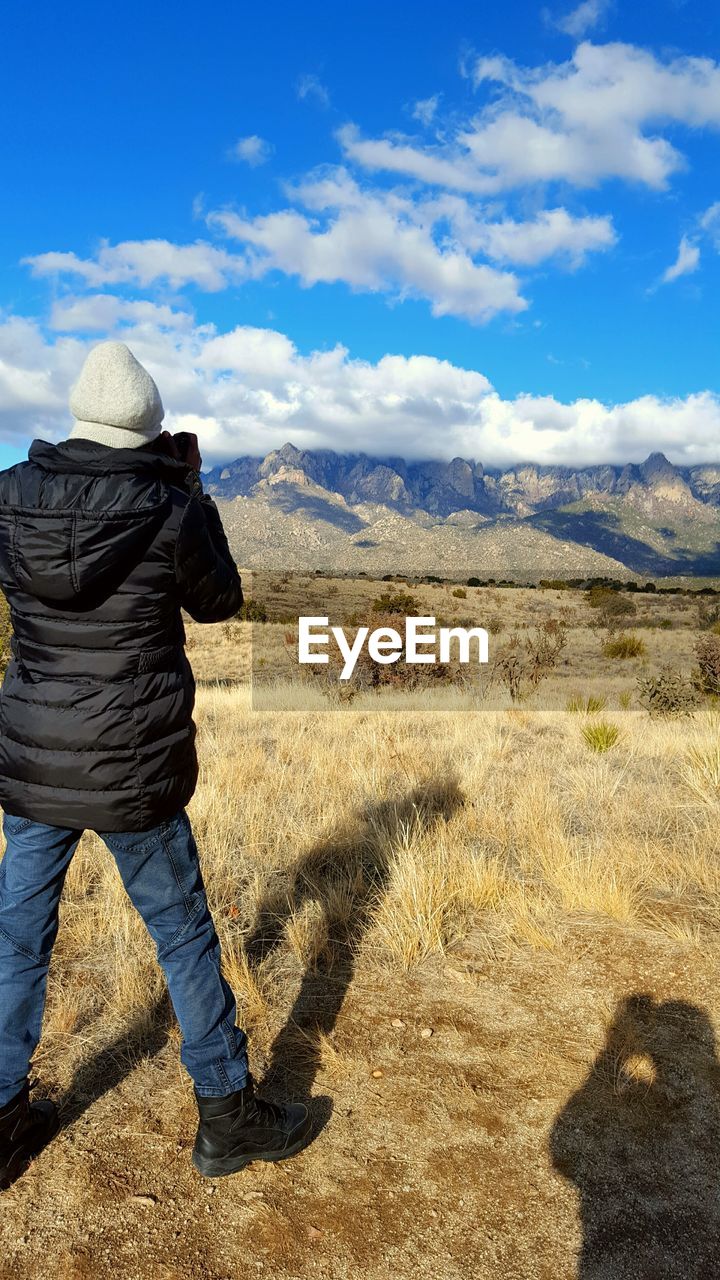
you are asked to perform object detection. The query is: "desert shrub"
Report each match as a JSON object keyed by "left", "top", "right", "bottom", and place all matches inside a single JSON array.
[
  {"left": 491, "top": 620, "right": 568, "bottom": 703},
  {"left": 694, "top": 634, "right": 720, "bottom": 696},
  {"left": 600, "top": 598, "right": 638, "bottom": 633},
  {"left": 467, "top": 577, "right": 481, "bottom": 587},
  {"left": 0, "top": 592, "right": 11, "bottom": 677},
  {"left": 603, "top": 634, "right": 646, "bottom": 659},
  {"left": 452, "top": 587, "right": 467, "bottom": 599},
  {"left": 237, "top": 598, "right": 268, "bottom": 622},
  {"left": 586, "top": 586, "right": 637, "bottom": 626},
  {"left": 697, "top": 602, "right": 720, "bottom": 632},
  {"left": 618, "top": 690, "right": 633, "bottom": 709},
  {"left": 637, "top": 668, "right": 698, "bottom": 717},
  {"left": 585, "top": 586, "right": 616, "bottom": 608},
  {"left": 582, "top": 719, "right": 621, "bottom": 752},
  {"left": 304, "top": 611, "right": 474, "bottom": 698},
  {"left": 372, "top": 591, "right": 420, "bottom": 616},
  {"left": 433, "top": 613, "right": 477, "bottom": 629},
  {"left": 486, "top": 616, "right": 503, "bottom": 636}
]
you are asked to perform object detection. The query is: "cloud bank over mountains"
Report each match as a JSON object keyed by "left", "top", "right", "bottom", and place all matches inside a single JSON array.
[{"left": 2, "top": 311, "right": 719, "bottom": 469}]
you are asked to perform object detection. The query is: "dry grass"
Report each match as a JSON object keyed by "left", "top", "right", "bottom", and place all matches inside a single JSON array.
[
  {"left": 23, "top": 675, "right": 720, "bottom": 1087},
  {"left": 3, "top": 592, "right": 720, "bottom": 1279}
]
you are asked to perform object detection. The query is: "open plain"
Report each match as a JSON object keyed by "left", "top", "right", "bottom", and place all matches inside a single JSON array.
[{"left": 2, "top": 580, "right": 720, "bottom": 1279}]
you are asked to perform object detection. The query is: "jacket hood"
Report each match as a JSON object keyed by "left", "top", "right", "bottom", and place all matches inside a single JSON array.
[{"left": 0, "top": 438, "right": 193, "bottom": 606}]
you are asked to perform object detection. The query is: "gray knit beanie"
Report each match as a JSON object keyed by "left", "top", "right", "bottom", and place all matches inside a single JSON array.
[{"left": 69, "top": 341, "right": 164, "bottom": 448}]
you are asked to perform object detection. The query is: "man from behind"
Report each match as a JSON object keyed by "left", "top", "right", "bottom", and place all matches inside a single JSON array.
[{"left": 0, "top": 341, "right": 311, "bottom": 1188}]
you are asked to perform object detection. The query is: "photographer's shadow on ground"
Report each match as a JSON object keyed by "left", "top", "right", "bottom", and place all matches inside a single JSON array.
[
  {"left": 244, "top": 776, "right": 464, "bottom": 1132},
  {"left": 550, "top": 994, "right": 720, "bottom": 1280}
]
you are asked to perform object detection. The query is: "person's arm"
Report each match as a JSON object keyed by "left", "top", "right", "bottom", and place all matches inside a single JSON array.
[
  {"left": 174, "top": 479, "right": 243, "bottom": 623},
  {"left": 160, "top": 429, "right": 242, "bottom": 623}
]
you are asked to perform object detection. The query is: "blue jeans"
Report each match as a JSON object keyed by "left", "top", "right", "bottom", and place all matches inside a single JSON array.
[{"left": 0, "top": 808, "right": 249, "bottom": 1107}]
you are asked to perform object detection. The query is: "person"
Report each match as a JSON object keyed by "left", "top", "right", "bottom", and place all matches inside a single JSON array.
[{"left": 0, "top": 341, "right": 311, "bottom": 1189}]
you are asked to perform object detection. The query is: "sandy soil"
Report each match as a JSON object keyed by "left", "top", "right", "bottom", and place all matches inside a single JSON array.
[{"left": 3, "top": 920, "right": 720, "bottom": 1280}]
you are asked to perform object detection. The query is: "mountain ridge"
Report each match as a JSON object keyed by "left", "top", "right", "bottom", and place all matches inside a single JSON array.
[{"left": 206, "top": 443, "right": 720, "bottom": 577}]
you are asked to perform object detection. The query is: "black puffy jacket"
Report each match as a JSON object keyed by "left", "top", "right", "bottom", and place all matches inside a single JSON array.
[{"left": 0, "top": 437, "right": 242, "bottom": 832}]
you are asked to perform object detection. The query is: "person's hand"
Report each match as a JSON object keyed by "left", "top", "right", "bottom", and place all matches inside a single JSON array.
[{"left": 160, "top": 430, "right": 202, "bottom": 471}]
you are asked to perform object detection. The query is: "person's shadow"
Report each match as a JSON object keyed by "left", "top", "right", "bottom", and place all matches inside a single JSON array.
[
  {"left": 56, "top": 990, "right": 174, "bottom": 1128},
  {"left": 53, "top": 777, "right": 462, "bottom": 1138},
  {"left": 244, "top": 777, "right": 463, "bottom": 1119},
  {"left": 550, "top": 994, "right": 720, "bottom": 1280}
]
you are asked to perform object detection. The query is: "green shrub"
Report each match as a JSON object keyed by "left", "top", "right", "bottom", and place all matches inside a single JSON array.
[
  {"left": 237, "top": 598, "right": 268, "bottom": 622},
  {"left": 372, "top": 591, "right": 420, "bottom": 616},
  {"left": 602, "top": 634, "right": 646, "bottom": 659},
  {"left": 452, "top": 587, "right": 467, "bottom": 599},
  {"left": 694, "top": 634, "right": 720, "bottom": 696},
  {"left": 618, "top": 690, "right": 633, "bottom": 709},
  {"left": 582, "top": 719, "right": 622, "bottom": 752},
  {"left": 492, "top": 620, "right": 568, "bottom": 703},
  {"left": 637, "top": 668, "right": 698, "bottom": 717}
]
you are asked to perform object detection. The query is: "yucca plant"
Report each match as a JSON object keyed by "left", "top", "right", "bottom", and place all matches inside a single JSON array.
[
  {"left": 567, "top": 694, "right": 607, "bottom": 714},
  {"left": 582, "top": 719, "right": 622, "bottom": 753},
  {"left": 603, "top": 634, "right": 646, "bottom": 659}
]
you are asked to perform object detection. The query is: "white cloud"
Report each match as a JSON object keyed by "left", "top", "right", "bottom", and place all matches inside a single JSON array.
[
  {"left": 31, "top": 43, "right": 720, "bottom": 326},
  {"left": 21, "top": 167, "right": 617, "bottom": 322},
  {"left": 700, "top": 201, "right": 720, "bottom": 248},
  {"left": 427, "top": 196, "right": 616, "bottom": 266},
  {"left": 554, "top": 0, "right": 611, "bottom": 38},
  {"left": 338, "top": 122, "right": 496, "bottom": 194},
  {"left": 2, "top": 311, "right": 719, "bottom": 467},
  {"left": 412, "top": 95, "right": 440, "bottom": 126},
  {"left": 342, "top": 43, "right": 720, "bottom": 193},
  {"left": 228, "top": 135, "right": 273, "bottom": 166},
  {"left": 661, "top": 234, "right": 700, "bottom": 284},
  {"left": 48, "top": 295, "right": 195, "bottom": 332},
  {"left": 296, "top": 74, "right": 330, "bottom": 107},
  {"left": 208, "top": 187, "right": 526, "bottom": 321},
  {"left": 23, "top": 239, "right": 250, "bottom": 292}
]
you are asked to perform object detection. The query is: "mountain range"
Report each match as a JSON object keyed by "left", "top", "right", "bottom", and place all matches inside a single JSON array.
[{"left": 206, "top": 443, "right": 720, "bottom": 579}]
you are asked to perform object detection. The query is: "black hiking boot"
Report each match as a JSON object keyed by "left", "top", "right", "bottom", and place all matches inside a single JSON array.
[
  {"left": 0, "top": 1082, "right": 59, "bottom": 1190},
  {"left": 192, "top": 1074, "right": 312, "bottom": 1178}
]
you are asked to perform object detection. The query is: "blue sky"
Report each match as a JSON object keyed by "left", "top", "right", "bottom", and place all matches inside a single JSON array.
[{"left": 1, "top": 0, "right": 719, "bottom": 469}]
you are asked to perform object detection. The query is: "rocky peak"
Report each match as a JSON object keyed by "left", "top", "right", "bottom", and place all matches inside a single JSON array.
[
  {"left": 258, "top": 442, "right": 305, "bottom": 479},
  {"left": 446, "top": 457, "right": 475, "bottom": 498},
  {"left": 638, "top": 452, "right": 691, "bottom": 503}
]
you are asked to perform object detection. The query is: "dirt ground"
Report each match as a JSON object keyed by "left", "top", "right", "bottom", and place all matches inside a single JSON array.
[{"left": 3, "top": 919, "right": 720, "bottom": 1280}]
